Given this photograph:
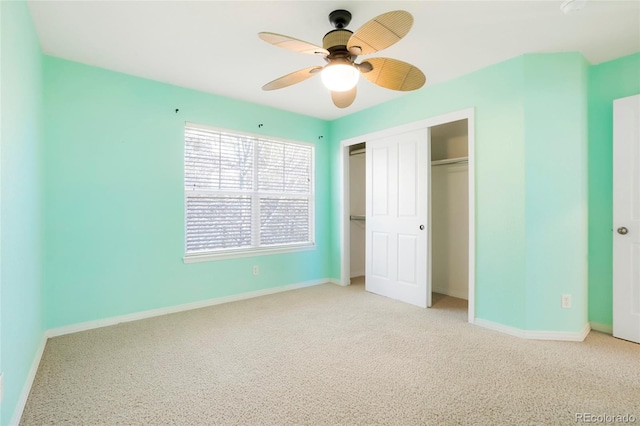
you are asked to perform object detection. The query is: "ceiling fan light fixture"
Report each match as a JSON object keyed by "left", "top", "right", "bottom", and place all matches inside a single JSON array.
[
  {"left": 259, "top": 9, "right": 424, "bottom": 107},
  {"left": 321, "top": 62, "right": 360, "bottom": 92}
]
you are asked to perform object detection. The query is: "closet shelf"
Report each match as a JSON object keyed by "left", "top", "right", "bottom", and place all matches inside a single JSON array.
[
  {"left": 350, "top": 215, "right": 366, "bottom": 221},
  {"left": 431, "top": 156, "right": 468, "bottom": 166}
]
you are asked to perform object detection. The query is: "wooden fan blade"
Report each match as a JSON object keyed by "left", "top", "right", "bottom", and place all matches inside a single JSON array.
[
  {"left": 262, "top": 66, "right": 322, "bottom": 91},
  {"left": 331, "top": 86, "right": 357, "bottom": 108},
  {"left": 347, "top": 10, "right": 413, "bottom": 56},
  {"left": 259, "top": 32, "right": 329, "bottom": 56},
  {"left": 361, "top": 58, "right": 425, "bottom": 91}
]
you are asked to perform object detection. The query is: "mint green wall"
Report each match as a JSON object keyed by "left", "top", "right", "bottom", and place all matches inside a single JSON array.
[
  {"left": 331, "top": 56, "right": 529, "bottom": 329},
  {"left": 43, "top": 57, "right": 331, "bottom": 329},
  {"left": 0, "top": 2, "right": 44, "bottom": 425},
  {"left": 523, "top": 53, "right": 588, "bottom": 331},
  {"left": 330, "top": 53, "right": 592, "bottom": 332},
  {"left": 588, "top": 53, "right": 640, "bottom": 327}
]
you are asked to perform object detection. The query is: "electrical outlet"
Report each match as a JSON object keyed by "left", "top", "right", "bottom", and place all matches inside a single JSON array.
[
  {"left": 252, "top": 265, "right": 259, "bottom": 276},
  {"left": 561, "top": 294, "right": 572, "bottom": 309}
]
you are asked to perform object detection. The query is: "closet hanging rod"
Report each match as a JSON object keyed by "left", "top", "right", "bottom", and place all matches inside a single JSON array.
[
  {"left": 350, "top": 215, "right": 366, "bottom": 221},
  {"left": 349, "top": 148, "right": 366, "bottom": 156},
  {"left": 431, "top": 157, "right": 468, "bottom": 166}
]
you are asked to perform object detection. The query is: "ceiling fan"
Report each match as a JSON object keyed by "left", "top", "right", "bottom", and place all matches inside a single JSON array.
[{"left": 258, "top": 9, "right": 426, "bottom": 108}]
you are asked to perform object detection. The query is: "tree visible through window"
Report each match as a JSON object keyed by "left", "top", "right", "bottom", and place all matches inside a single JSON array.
[{"left": 184, "top": 123, "right": 314, "bottom": 257}]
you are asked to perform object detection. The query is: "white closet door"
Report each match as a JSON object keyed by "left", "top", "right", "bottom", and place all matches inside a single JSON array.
[
  {"left": 365, "top": 129, "right": 429, "bottom": 308},
  {"left": 613, "top": 94, "right": 640, "bottom": 344}
]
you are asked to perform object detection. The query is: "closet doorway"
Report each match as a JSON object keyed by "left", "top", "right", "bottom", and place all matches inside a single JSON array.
[
  {"left": 430, "top": 120, "right": 469, "bottom": 312},
  {"left": 340, "top": 109, "right": 475, "bottom": 323},
  {"left": 348, "top": 143, "right": 366, "bottom": 285}
]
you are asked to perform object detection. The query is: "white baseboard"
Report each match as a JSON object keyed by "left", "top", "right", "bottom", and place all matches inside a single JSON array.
[
  {"left": 589, "top": 322, "right": 613, "bottom": 334},
  {"left": 46, "top": 278, "right": 331, "bottom": 338},
  {"left": 331, "top": 278, "right": 349, "bottom": 287},
  {"left": 432, "top": 286, "right": 469, "bottom": 300},
  {"left": 10, "top": 334, "right": 47, "bottom": 426},
  {"left": 474, "top": 318, "right": 591, "bottom": 342}
]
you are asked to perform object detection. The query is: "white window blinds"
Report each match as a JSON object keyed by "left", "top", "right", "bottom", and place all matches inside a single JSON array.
[{"left": 184, "top": 124, "right": 314, "bottom": 257}]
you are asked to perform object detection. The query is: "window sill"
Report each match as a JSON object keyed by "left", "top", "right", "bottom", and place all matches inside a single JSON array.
[{"left": 183, "top": 243, "right": 316, "bottom": 263}]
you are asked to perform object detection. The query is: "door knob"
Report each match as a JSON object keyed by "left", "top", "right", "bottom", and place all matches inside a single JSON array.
[
  {"left": 419, "top": 225, "right": 425, "bottom": 230},
  {"left": 617, "top": 227, "right": 629, "bottom": 235}
]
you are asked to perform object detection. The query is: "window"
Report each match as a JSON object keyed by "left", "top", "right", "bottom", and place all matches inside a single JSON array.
[{"left": 184, "top": 123, "right": 314, "bottom": 261}]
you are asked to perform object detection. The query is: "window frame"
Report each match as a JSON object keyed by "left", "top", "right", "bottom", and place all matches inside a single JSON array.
[{"left": 183, "top": 122, "right": 316, "bottom": 263}]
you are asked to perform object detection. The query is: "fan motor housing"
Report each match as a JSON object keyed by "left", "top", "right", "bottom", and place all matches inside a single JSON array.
[
  {"left": 323, "top": 29, "right": 353, "bottom": 54},
  {"left": 328, "top": 9, "right": 352, "bottom": 29}
]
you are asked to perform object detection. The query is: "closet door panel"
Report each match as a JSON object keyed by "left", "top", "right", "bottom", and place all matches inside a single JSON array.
[
  {"left": 398, "top": 140, "right": 417, "bottom": 217},
  {"left": 366, "top": 128, "right": 428, "bottom": 308}
]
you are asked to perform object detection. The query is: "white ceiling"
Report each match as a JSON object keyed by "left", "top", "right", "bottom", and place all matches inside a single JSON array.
[{"left": 28, "top": 1, "right": 640, "bottom": 120}]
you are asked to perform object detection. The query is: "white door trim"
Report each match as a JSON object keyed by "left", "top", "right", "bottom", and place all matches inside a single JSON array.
[{"left": 339, "top": 108, "right": 476, "bottom": 323}]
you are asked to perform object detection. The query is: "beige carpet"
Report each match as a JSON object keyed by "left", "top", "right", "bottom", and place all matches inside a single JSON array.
[{"left": 21, "top": 281, "right": 640, "bottom": 425}]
